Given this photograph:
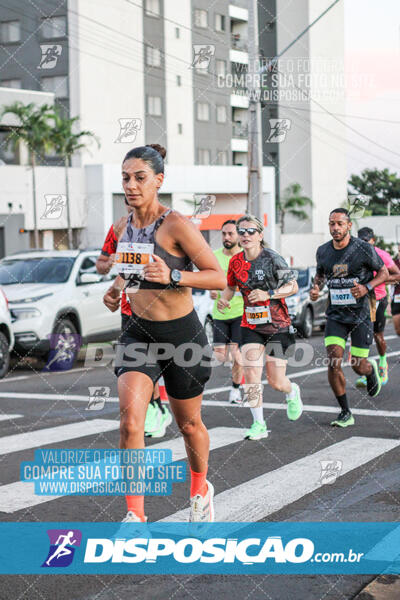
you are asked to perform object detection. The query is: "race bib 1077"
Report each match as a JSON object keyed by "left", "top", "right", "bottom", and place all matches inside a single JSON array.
[{"left": 330, "top": 288, "right": 357, "bottom": 305}]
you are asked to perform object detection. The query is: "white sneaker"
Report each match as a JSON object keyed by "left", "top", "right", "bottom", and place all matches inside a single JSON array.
[
  {"left": 122, "top": 511, "right": 147, "bottom": 523},
  {"left": 113, "top": 511, "right": 149, "bottom": 540},
  {"left": 189, "top": 480, "right": 215, "bottom": 523},
  {"left": 228, "top": 387, "right": 242, "bottom": 404}
]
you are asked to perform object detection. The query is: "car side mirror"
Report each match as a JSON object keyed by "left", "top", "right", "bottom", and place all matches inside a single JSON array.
[{"left": 79, "top": 272, "right": 103, "bottom": 284}]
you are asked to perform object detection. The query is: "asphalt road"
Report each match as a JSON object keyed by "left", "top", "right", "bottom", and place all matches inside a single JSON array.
[{"left": 0, "top": 324, "right": 399, "bottom": 599}]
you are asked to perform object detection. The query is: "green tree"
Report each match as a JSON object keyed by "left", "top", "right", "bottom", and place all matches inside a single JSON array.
[
  {"left": 1, "top": 101, "right": 53, "bottom": 247},
  {"left": 348, "top": 168, "right": 400, "bottom": 216},
  {"left": 278, "top": 183, "right": 313, "bottom": 234},
  {"left": 50, "top": 108, "right": 99, "bottom": 248}
]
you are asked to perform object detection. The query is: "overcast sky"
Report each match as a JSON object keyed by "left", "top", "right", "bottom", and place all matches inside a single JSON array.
[{"left": 344, "top": 0, "right": 400, "bottom": 176}]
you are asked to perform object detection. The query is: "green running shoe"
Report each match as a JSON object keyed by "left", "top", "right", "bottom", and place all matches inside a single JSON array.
[
  {"left": 245, "top": 420, "right": 268, "bottom": 440},
  {"left": 330, "top": 410, "right": 355, "bottom": 427},
  {"left": 356, "top": 376, "right": 367, "bottom": 388},
  {"left": 148, "top": 407, "right": 173, "bottom": 438},
  {"left": 366, "top": 358, "right": 382, "bottom": 398},
  {"left": 379, "top": 363, "right": 388, "bottom": 386},
  {"left": 144, "top": 401, "right": 159, "bottom": 435},
  {"left": 286, "top": 382, "right": 303, "bottom": 421}
]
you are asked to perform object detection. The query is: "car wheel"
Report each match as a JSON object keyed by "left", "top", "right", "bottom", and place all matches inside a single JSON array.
[
  {"left": 204, "top": 316, "right": 214, "bottom": 346},
  {"left": 299, "top": 307, "right": 313, "bottom": 338},
  {"left": 0, "top": 331, "right": 10, "bottom": 378}
]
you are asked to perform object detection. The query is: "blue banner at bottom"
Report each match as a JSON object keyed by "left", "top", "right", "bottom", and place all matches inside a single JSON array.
[{"left": 1, "top": 522, "right": 400, "bottom": 574}]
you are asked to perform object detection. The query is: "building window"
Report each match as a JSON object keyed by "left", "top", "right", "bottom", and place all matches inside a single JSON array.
[
  {"left": 196, "top": 102, "right": 210, "bottom": 121},
  {"left": 1, "top": 79, "right": 22, "bottom": 88},
  {"left": 194, "top": 9, "right": 207, "bottom": 28},
  {"left": 198, "top": 149, "right": 211, "bottom": 165},
  {"left": 176, "top": 75, "right": 181, "bottom": 86},
  {"left": 217, "top": 150, "right": 228, "bottom": 165},
  {"left": 175, "top": 27, "right": 180, "bottom": 38},
  {"left": 215, "top": 14, "right": 225, "bottom": 32},
  {"left": 216, "top": 59, "right": 226, "bottom": 77},
  {"left": 178, "top": 123, "right": 183, "bottom": 134},
  {"left": 146, "top": 45, "right": 161, "bottom": 67},
  {"left": 41, "top": 16, "right": 67, "bottom": 38},
  {"left": 147, "top": 95, "right": 162, "bottom": 116},
  {"left": 145, "top": 0, "right": 160, "bottom": 17},
  {"left": 41, "top": 76, "right": 68, "bottom": 98},
  {"left": 0, "top": 21, "right": 20, "bottom": 43},
  {"left": 216, "top": 105, "right": 227, "bottom": 123}
]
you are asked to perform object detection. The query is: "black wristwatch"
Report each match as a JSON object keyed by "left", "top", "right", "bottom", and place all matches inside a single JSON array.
[
  {"left": 267, "top": 289, "right": 275, "bottom": 299},
  {"left": 170, "top": 269, "right": 182, "bottom": 288},
  {"left": 365, "top": 282, "right": 373, "bottom": 292}
]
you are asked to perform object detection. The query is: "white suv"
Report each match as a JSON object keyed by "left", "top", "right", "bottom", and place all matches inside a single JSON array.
[
  {"left": 0, "top": 286, "right": 14, "bottom": 377},
  {"left": 0, "top": 250, "right": 120, "bottom": 358}
]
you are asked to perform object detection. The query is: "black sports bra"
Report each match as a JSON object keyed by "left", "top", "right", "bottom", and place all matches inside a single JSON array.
[{"left": 118, "top": 209, "right": 193, "bottom": 289}]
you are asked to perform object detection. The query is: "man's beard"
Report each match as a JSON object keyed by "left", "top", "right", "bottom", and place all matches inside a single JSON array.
[{"left": 223, "top": 240, "right": 236, "bottom": 249}]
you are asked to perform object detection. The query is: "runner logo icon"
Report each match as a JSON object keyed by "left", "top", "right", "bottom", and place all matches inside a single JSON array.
[{"left": 42, "top": 529, "right": 82, "bottom": 567}]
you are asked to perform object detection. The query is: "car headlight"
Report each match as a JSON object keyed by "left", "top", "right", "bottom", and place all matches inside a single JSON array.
[
  {"left": 8, "top": 293, "right": 53, "bottom": 305},
  {"left": 11, "top": 307, "right": 41, "bottom": 320}
]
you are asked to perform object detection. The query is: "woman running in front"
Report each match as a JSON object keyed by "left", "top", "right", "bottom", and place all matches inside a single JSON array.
[
  {"left": 103, "top": 144, "right": 225, "bottom": 523},
  {"left": 218, "top": 215, "right": 303, "bottom": 440}
]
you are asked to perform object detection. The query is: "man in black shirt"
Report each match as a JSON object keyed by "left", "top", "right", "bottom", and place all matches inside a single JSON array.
[{"left": 310, "top": 208, "right": 388, "bottom": 427}]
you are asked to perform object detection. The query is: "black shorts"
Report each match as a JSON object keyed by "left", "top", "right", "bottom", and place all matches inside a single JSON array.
[
  {"left": 324, "top": 318, "right": 373, "bottom": 357},
  {"left": 391, "top": 298, "right": 400, "bottom": 316},
  {"left": 114, "top": 309, "right": 211, "bottom": 400},
  {"left": 240, "top": 326, "right": 296, "bottom": 359},
  {"left": 374, "top": 296, "right": 388, "bottom": 333},
  {"left": 213, "top": 317, "right": 242, "bottom": 346}
]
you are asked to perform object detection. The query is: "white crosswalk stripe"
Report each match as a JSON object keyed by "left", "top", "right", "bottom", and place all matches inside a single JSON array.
[
  {"left": 0, "top": 414, "right": 23, "bottom": 422},
  {"left": 0, "top": 419, "right": 120, "bottom": 456},
  {"left": 161, "top": 436, "right": 400, "bottom": 522},
  {"left": 0, "top": 427, "right": 244, "bottom": 513}
]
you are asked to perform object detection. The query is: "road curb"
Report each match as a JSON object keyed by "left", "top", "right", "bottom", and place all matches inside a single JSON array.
[{"left": 354, "top": 575, "right": 400, "bottom": 599}]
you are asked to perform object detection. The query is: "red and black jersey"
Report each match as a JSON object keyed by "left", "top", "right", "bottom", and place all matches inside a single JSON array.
[
  {"left": 227, "top": 248, "right": 294, "bottom": 333},
  {"left": 101, "top": 225, "right": 131, "bottom": 316}
]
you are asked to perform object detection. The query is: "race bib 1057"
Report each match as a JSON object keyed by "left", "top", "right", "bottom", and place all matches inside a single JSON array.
[{"left": 245, "top": 305, "right": 272, "bottom": 325}]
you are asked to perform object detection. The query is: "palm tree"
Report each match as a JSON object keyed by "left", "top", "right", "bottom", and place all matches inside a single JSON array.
[
  {"left": 50, "top": 108, "right": 99, "bottom": 249},
  {"left": 278, "top": 183, "right": 313, "bottom": 234},
  {"left": 1, "top": 101, "right": 53, "bottom": 247}
]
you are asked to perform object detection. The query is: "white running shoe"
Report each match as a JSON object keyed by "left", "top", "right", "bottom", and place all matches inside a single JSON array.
[
  {"left": 228, "top": 387, "right": 242, "bottom": 404},
  {"left": 122, "top": 511, "right": 147, "bottom": 523},
  {"left": 189, "top": 480, "right": 215, "bottom": 523}
]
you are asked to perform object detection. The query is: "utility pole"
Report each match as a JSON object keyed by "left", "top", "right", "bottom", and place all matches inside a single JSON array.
[{"left": 247, "top": 0, "right": 263, "bottom": 221}]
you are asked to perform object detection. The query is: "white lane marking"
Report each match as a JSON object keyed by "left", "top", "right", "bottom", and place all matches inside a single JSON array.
[
  {"left": 161, "top": 436, "right": 400, "bottom": 522},
  {"left": 0, "top": 427, "right": 244, "bottom": 513},
  {"left": 3, "top": 366, "right": 94, "bottom": 382},
  {"left": 0, "top": 419, "right": 119, "bottom": 456},
  {"left": 0, "top": 414, "right": 23, "bottom": 422}
]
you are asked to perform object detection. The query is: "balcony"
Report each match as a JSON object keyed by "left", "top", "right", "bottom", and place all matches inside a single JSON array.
[
  {"left": 232, "top": 123, "right": 248, "bottom": 138},
  {"left": 231, "top": 33, "right": 248, "bottom": 52},
  {"left": 229, "top": 2, "right": 248, "bottom": 22}
]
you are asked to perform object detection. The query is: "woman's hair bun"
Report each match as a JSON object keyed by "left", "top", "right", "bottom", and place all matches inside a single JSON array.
[{"left": 146, "top": 143, "right": 167, "bottom": 159}]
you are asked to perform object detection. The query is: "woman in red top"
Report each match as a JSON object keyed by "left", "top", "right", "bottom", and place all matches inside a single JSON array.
[{"left": 218, "top": 215, "right": 303, "bottom": 440}]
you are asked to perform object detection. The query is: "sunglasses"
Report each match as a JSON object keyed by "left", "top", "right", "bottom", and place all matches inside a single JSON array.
[{"left": 237, "top": 227, "right": 259, "bottom": 236}]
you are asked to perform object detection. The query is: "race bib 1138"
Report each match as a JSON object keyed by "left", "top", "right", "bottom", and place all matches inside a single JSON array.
[{"left": 115, "top": 242, "right": 154, "bottom": 275}]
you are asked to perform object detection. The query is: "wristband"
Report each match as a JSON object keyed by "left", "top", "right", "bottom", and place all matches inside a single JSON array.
[{"left": 365, "top": 282, "right": 373, "bottom": 292}]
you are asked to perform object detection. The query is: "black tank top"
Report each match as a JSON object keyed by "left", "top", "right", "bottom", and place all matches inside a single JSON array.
[{"left": 118, "top": 209, "right": 193, "bottom": 290}]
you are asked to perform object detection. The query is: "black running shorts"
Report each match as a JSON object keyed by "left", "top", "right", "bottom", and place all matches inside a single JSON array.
[
  {"left": 391, "top": 298, "right": 400, "bottom": 316},
  {"left": 324, "top": 318, "right": 373, "bottom": 357},
  {"left": 240, "top": 326, "right": 296, "bottom": 359},
  {"left": 213, "top": 316, "right": 242, "bottom": 346},
  {"left": 115, "top": 310, "right": 211, "bottom": 399}
]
